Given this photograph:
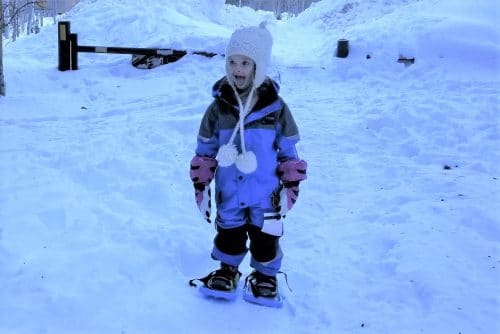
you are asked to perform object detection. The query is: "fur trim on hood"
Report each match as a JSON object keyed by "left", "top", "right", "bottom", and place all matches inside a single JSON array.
[{"left": 212, "top": 76, "right": 280, "bottom": 112}]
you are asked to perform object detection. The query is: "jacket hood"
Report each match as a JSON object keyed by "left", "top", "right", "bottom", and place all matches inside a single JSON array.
[{"left": 212, "top": 76, "right": 280, "bottom": 112}]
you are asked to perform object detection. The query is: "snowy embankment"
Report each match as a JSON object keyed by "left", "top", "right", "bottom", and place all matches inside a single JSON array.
[{"left": 0, "top": 0, "right": 499, "bottom": 333}]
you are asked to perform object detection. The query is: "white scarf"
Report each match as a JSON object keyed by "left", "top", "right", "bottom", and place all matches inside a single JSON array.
[{"left": 216, "top": 83, "right": 258, "bottom": 174}]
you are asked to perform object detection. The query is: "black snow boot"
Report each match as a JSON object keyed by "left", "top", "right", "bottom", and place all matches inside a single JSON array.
[
  {"left": 203, "top": 263, "right": 241, "bottom": 292},
  {"left": 246, "top": 270, "right": 277, "bottom": 298}
]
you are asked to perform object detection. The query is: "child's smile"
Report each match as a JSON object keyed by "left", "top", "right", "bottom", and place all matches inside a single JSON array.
[
  {"left": 233, "top": 74, "right": 248, "bottom": 88},
  {"left": 227, "top": 55, "right": 255, "bottom": 89}
]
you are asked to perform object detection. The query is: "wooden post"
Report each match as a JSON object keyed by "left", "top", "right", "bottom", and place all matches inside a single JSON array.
[
  {"left": 58, "top": 21, "right": 71, "bottom": 71},
  {"left": 336, "top": 39, "right": 349, "bottom": 58}
]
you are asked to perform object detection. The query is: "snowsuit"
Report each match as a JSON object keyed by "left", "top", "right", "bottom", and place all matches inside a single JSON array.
[{"left": 194, "top": 76, "right": 301, "bottom": 276}]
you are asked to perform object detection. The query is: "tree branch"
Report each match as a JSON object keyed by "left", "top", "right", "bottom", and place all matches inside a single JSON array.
[{"left": 1, "top": 1, "right": 44, "bottom": 30}]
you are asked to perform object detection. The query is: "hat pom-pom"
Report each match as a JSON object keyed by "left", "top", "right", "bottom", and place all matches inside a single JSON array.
[
  {"left": 217, "top": 144, "right": 238, "bottom": 167},
  {"left": 235, "top": 151, "right": 257, "bottom": 174}
]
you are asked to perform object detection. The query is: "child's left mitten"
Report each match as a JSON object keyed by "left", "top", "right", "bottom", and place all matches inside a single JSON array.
[{"left": 276, "top": 159, "right": 308, "bottom": 217}]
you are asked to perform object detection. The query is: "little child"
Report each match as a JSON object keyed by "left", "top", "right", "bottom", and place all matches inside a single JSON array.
[{"left": 189, "top": 23, "right": 307, "bottom": 302}]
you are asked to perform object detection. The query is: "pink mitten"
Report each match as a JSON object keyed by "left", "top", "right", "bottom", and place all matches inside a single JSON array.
[
  {"left": 278, "top": 159, "right": 307, "bottom": 184},
  {"left": 193, "top": 183, "right": 212, "bottom": 223},
  {"left": 190, "top": 156, "right": 217, "bottom": 222},
  {"left": 276, "top": 159, "right": 307, "bottom": 216},
  {"left": 190, "top": 156, "right": 217, "bottom": 185}
]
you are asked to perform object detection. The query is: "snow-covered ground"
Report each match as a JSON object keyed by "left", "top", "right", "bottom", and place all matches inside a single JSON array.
[{"left": 1, "top": 0, "right": 499, "bottom": 333}]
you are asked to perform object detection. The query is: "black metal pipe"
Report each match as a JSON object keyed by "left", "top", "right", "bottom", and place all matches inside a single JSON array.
[
  {"left": 77, "top": 45, "right": 184, "bottom": 56},
  {"left": 70, "top": 33, "right": 78, "bottom": 70},
  {"left": 76, "top": 46, "right": 217, "bottom": 58}
]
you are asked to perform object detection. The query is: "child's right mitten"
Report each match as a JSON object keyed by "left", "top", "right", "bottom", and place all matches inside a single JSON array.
[{"left": 189, "top": 156, "right": 217, "bottom": 223}]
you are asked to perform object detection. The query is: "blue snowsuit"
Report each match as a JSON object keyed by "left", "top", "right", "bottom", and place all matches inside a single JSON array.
[{"left": 195, "top": 76, "right": 301, "bottom": 275}]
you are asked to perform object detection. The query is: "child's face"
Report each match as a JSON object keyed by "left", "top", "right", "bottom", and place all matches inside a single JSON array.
[{"left": 227, "top": 55, "right": 255, "bottom": 90}]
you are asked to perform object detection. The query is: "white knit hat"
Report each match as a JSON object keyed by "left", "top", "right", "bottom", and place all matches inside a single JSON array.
[{"left": 225, "top": 22, "right": 273, "bottom": 88}]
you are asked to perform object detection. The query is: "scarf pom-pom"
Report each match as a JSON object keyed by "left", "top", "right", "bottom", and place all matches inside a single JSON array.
[
  {"left": 216, "top": 144, "right": 238, "bottom": 167},
  {"left": 236, "top": 151, "right": 257, "bottom": 174}
]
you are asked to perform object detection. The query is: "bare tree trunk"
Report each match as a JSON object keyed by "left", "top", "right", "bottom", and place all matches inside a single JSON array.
[
  {"left": 27, "top": 2, "right": 34, "bottom": 35},
  {"left": 14, "top": 1, "right": 20, "bottom": 41},
  {"left": 52, "top": 0, "right": 56, "bottom": 22},
  {"left": 1, "top": 0, "right": 5, "bottom": 96},
  {"left": 8, "top": 0, "right": 16, "bottom": 41}
]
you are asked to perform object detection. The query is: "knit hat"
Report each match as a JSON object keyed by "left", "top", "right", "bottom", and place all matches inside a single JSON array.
[{"left": 225, "top": 22, "right": 273, "bottom": 88}]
